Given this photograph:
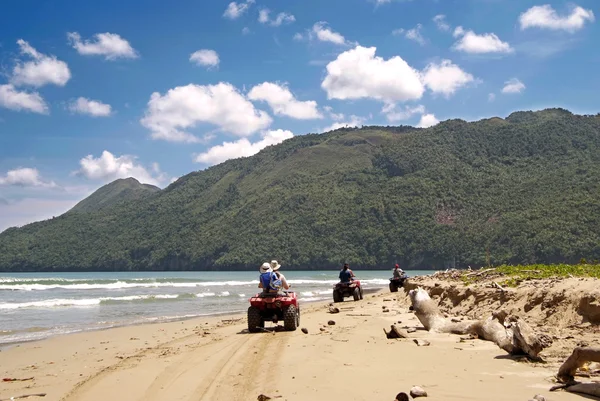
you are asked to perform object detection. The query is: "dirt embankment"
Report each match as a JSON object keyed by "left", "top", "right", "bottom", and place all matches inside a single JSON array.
[{"left": 403, "top": 274, "right": 600, "bottom": 365}]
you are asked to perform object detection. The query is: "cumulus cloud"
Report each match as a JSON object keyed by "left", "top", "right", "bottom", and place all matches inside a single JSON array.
[
  {"left": 76, "top": 150, "right": 167, "bottom": 186},
  {"left": 0, "top": 168, "right": 57, "bottom": 188},
  {"left": 258, "top": 9, "right": 295, "bottom": 26},
  {"left": 323, "top": 106, "right": 345, "bottom": 121},
  {"left": 0, "top": 84, "right": 48, "bottom": 114},
  {"left": 519, "top": 4, "right": 594, "bottom": 32},
  {"left": 223, "top": 0, "right": 255, "bottom": 19},
  {"left": 310, "top": 22, "right": 348, "bottom": 45},
  {"left": 140, "top": 82, "right": 272, "bottom": 143},
  {"left": 502, "top": 78, "right": 526, "bottom": 94},
  {"left": 195, "top": 129, "right": 294, "bottom": 165},
  {"left": 488, "top": 93, "right": 496, "bottom": 102},
  {"left": 416, "top": 114, "right": 439, "bottom": 128},
  {"left": 422, "top": 60, "right": 475, "bottom": 97},
  {"left": 190, "top": 49, "right": 220, "bottom": 69},
  {"left": 393, "top": 24, "right": 426, "bottom": 45},
  {"left": 11, "top": 40, "right": 71, "bottom": 87},
  {"left": 68, "top": 97, "right": 112, "bottom": 117},
  {"left": 433, "top": 15, "right": 450, "bottom": 31},
  {"left": 452, "top": 27, "right": 513, "bottom": 54},
  {"left": 321, "top": 46, "right": 424, "bottom": 103},
  {"left": 322, "top": 115, "right": 368, "bottom": 132},
  {"left": 382, "top": 104, "right": 425, "bottom": 123},
  {"left": 67, "top": 32, "right": 138, "bottom": 60},
  {"left": 248, "top": 82, "right": 322, "bottom": 120}
]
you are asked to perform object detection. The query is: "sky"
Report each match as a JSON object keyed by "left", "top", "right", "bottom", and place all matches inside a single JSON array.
[{"left": 0, "top": 0, "right": 598, "bottom": 232}]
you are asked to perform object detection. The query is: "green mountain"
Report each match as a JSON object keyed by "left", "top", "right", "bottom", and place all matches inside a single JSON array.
[
  {"left": 1, "top": 108, "right": 599, "bottom": 272},
  {"left": 69, "top": 178, "right": 160, "bottom": 213}
]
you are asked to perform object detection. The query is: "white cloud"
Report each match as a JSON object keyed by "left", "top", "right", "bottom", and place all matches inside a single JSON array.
[
  {"left": 321, "top": 45, "right": 424, "bottom": 103},
  {"left": 248, "top": 82, "right": 322, "bottom": 120},
  {"left": 190, "top": 49, "right": 220, "bottom": 69},
  {"left": 0, "top": 168, "right": 56, "bottom": 188},
  {"left": 68, "top": 97, "right": 112, "bottom": 117},
  {"left": 0, "top": 84, "right": 48, "bottom": 114},
  {"left": 223, "top": 0, "right": 255, "bottom": 19},
  {"left": 416, "top": 113, "right": 439, "bottom": 128},
  {"left": 519, "top": 4, "right": 595, "bottom": 32},
  {"left": 242, "top": 27, "right": 251, "bottom": 35},
  {"left": 502, "top": 78, "right": 526, "bottom": 94},
  {"left": 67, "top": 32, "right": 138, "bottom": 60},
  {"left": 422, "top": 59, "right": 475, "bottom": 97},
  {"left": 323, "top": 115, "right": 367, "bottom": 132},
  {"left": 195, "top": 129, "right": 294, "bottom": 165},
  {"left": 140, "top": 82, "right": 272, "bottom": 143},
  {"left": 433, "top": 15, "right": 450, "bottom": 31},
  {"left": 488, "top": 93, "right": 496, "bottom": 102},
  {"left": 452, "top": 27, "right": 513, "bottom": 54},
  {"left": 76, "top": 150, "right": 167, "bottom": 186},
  {"left": 324, "top": 106, "right": 345, "bottom": 121},
  {"left": 382, "top": 103, "right": 425, "bottom": 123},
  {"left": 258, "top": 8, "right": 295, "bottom": 26},
  {"left": 310, "top": 22, "right": 348, "bottom": 45},
  {"left": 0, "top": 198, "right": 80, "bottom": 232},
  {"left": 393, "top": 24, "right": 426, "bottom": 45},
  {"left": 293, "top": 33, "right": 304, "bottom": 41},
  {"left": 11, "top": 40, "right": 71, "bottom": 87}
]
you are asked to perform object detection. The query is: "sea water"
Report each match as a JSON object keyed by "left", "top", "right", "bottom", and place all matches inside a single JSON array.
[{"left": 0, "top": 270, "right": 431, "bottom": 345}]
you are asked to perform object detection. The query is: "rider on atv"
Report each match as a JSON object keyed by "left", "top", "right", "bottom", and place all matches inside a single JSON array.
[
  {"left": 393, "top": 264, "right": 405, "bottom": 279},
  {"left": 339, "top": 263, "right": 355, "bottom": 283},
  {"left": 258, "top": 261, "right": 289, "bottom": 296}
]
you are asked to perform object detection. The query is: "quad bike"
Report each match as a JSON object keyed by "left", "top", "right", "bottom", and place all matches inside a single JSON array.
[
  {"left": 247, "top": 291, "right": 300, "bottom": 333},
  {"left": 333, "top": 280, "right": 363, "bottom": 302},
  {"left": 389, "top": 275, "right": 407, "bottom": 293}
]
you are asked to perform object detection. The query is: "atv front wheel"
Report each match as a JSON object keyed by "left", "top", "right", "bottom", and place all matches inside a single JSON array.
[
  {"left": 247, "top": 306, "right": 264, "bottom": 333},
  {"left": 284, "top": 305, "right": 298, "bottom": 331},
  {"left": 333, "top": 290, "right": 343, "bottom": 303},
  {"left": 389, "top": 282, "right": 398, "bottom": 292},
  {"left": 353, "top": 287, "right": 360, "bottom": 301},
  {"left": 359, "top": 287, "right": 364, "bottom": 300}
]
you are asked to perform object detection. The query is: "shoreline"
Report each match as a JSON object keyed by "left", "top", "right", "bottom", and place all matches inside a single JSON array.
[{"left": 0, "top": 284, "right": 580, "bottom": 401}]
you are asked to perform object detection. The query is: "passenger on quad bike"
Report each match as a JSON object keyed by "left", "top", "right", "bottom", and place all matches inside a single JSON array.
[
  {"left": 339, "top": 263, "right": 355, "bottom": 283},
  {"left": 258, "top": 262, "right": 289, "bottom": 296},
  {"left": 389, "top": 263, "right": 408, "bottom": 292},
  {"left": 270, "top": 260, "right": 289, "bottom": 290}
]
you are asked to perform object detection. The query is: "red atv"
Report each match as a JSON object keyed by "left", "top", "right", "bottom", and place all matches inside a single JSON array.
[
  {"left": 247, "top": 292, "right": 300, "bottom": 333},
  {"left": 333, "top": 280, "right": 363, "bottom": 302}
]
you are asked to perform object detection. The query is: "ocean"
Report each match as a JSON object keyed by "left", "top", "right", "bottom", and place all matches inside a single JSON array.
[{"left": 0, "top": 270, "right": 431, "bottom": 345}]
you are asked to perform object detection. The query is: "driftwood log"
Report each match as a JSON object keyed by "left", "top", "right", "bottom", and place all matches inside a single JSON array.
[
  {"left": 383, "top": 325, "right": 409, "bottom": 339},
  {"left": 550, "top": 347, "right": 600, "bottom": 398},
  {"left": 408, "top": 287, "right": 552, "bottom": 359}
]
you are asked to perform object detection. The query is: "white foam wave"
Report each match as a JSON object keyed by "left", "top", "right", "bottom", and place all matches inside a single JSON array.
[
  {"left": 0, "top": 280, "right": 259, "bottom": 291},
  {"left": 0, "top": 294, "right": 183, "bottom": 310}
]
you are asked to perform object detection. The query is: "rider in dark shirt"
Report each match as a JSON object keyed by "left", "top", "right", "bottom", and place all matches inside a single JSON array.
[{"left": 339, "top": 263, "right": 355, "bottom": 283}]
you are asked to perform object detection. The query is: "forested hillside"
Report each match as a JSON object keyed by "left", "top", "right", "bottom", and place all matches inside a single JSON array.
[{"left": 1, "top": 108, "right": 599, "bottom": 271}]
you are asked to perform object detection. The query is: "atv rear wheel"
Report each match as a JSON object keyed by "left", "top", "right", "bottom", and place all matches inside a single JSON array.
[
  {"left": 333, "top": 290, "right": 343, "bottom": 303},
  {"left": 353, "top": 287, "right": 360, "bottom": 301},
  {"left": 284, "top": 305, "right": 298, "bottom": 331},
  {"left": 247, "top": 306, "right": 263, "bottom": 333},
  {"left": 389, "top": 282, "right": 398, "bottom": 292},
  {"left": 359, "top": 287, "right": 364, "bottom": 300}
]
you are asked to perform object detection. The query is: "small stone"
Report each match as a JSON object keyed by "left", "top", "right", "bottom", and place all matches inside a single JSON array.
[
  {"left": 301, "top": 328, "right": 308, "bottom": 334},
  {"left": 413, "top": 339, "right": 431, "bottom": 347},
  {"left": 328, "top": 320, "right": 336, "bottom": 325},
  {"left": 532, "top": 395, "right": 546, "bottom": 401},
  {"left": 383, "top": 298, "right": 391, "bottom": 302},
  {"left": 395, "top": 392, "right": 409, "bottom": 401},
  {"left": 383, "top": 309, "right": 390, "bottom": 313},
  {"left": 320, "top": 328, "right": 326, "bottom": 332},
  {"left": 410, "top": 386, "right": 427, "bottom": 398}
]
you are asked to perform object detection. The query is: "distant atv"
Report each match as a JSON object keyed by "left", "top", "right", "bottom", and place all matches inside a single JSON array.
[
  {"left": 389, "top": 275, "right": 407, "bottom": 292},
  {"left": 247, "top": 292, "right": 300, "bottom": 333},
  {"left": 333, "top": 280, "right": 363, "bottom": 302}
]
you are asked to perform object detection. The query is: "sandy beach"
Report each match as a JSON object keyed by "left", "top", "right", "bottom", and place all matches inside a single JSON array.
[{"left": 1, "top": 281, "right": 587, "bottom": 401}]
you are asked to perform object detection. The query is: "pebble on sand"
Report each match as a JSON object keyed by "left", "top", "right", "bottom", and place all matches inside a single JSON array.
[
  {"left": 395, "top": 392, "right": 409, "bottom": 401},
  {"left": 410, "top": 386, "right": 428, "bottom": 398},
  {"left": 328, "top": 320, "right": 336, "bottom": 325},
  {"left": 301, "top": 328, "right": 308, "bottom": 334}
]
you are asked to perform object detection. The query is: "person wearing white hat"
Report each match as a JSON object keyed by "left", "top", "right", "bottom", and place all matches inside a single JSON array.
[{"left": 270, "top": 260, "right": 290, "bottom": 291}]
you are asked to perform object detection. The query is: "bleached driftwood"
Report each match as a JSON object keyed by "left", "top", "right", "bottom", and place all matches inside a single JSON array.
[
  {"left": 549, "top": 347, "right": 600, "bottom": 398},
  {"left": 408, "top": 287, "right": 552, "bottom": 360}
]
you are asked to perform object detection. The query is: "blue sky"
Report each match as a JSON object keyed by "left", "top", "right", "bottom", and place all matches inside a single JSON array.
[{"left": 0, "top": 0, "right": 598, "bottom": 231}]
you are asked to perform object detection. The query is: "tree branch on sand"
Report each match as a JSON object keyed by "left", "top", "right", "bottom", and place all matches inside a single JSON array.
[
  {"left": 408, "top": 287, "right": 552, "bottom": 360},
  {"left": 550, "top": 347, "right": 600, "bottom": 398}
]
